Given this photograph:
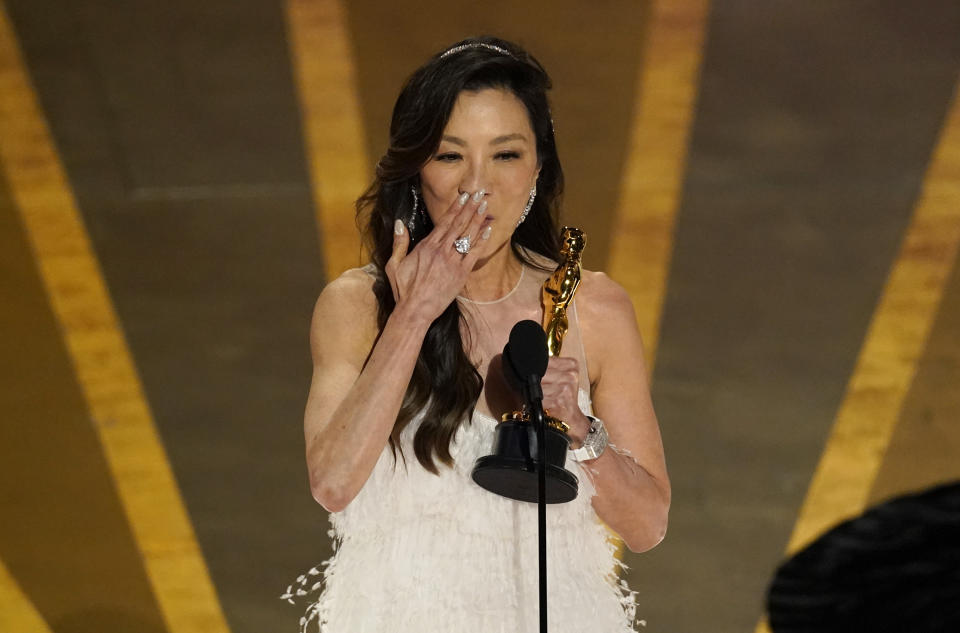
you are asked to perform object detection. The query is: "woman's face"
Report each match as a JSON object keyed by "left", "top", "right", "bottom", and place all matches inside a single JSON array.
[{"left": 419, "top": 87, "right": 540, "bottom": 258}]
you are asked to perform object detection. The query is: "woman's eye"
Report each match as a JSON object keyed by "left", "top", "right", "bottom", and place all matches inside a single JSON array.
[
  {"left": 495, "top": 151, "right": 521, "bottom": 160},
  {"left": 434, "top": 153, "right": 461, "bottom": 162}
]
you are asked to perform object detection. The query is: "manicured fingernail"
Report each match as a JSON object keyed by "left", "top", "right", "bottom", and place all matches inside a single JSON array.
[
  {"left": 394, "top": 219, "right": 404, "bottom": 235},
  {"left": 477, "top": 200, "right": 488, "bottom": 215},
  {"left": 472, "top": 189, "right": 486, "bottom": 202},
  {"left": 481, "top": 225, "right": 492, "bottom": 240},
  {"left": 458, "top": 192, "right": 470, "bottom": 206}
]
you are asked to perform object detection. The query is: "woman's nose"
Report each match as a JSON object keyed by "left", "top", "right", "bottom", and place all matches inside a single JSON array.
[{"left": 459, "top": 161, "right": 488, "bottom": 195}]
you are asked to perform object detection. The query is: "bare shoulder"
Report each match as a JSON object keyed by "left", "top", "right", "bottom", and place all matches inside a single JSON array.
[
  {"left": 575, "top": 270, "right": 636, "bottom": 325},
  {"left": 315, "top": 266, "right": 378, "bottom": 314},
  {"left": 575, "top": 270, "right": 644, "bottom": 383},
  {"left": 310, "top": 266, "right": 380, "bottom": 367}
]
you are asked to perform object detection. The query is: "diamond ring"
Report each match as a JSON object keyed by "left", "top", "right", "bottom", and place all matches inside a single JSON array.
[{"left": 454, "top": 236, "right": 471, "bottom": 254}]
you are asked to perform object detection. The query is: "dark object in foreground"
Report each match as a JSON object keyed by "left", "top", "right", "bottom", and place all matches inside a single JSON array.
[{"left": 766, "top": 481, "right": 960, "bottom": 633}]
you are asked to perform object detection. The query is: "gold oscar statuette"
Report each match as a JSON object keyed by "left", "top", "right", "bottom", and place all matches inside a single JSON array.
[
  {"left": 471, "top": 227, "right": 586, "bottom": 503},
  {"left": 543, "top": 226, "right": 586, "bottom": 356}
]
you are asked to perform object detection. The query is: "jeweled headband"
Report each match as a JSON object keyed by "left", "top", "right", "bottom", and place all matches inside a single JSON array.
[
  {"left": 436, "top": 40, "right": 555, "bottom": 133},
  {"left": 439, "top": 42, "right": 516, "bottom": 60}
]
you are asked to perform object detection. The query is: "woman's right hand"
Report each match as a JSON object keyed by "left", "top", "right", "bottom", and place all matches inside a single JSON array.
[{"left": 385, "top": 189, "right": 491, "bottom": 321}]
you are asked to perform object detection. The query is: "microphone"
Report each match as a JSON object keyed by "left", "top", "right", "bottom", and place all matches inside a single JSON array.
[{"left": 502, "top": 320, "right": 549, "bottom": 397}]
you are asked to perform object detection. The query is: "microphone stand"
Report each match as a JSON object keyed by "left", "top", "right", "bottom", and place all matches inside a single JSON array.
[{"left": 521, "top": 374, "right": 549, "bottom": 633}]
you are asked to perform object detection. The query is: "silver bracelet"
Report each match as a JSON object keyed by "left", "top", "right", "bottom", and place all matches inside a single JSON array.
[{"left": 569, "top": 415, "right": 608, "bottom": 462}]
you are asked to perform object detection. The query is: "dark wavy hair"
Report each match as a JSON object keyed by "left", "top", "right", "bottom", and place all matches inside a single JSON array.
[{"left": 357, "top": 36, "right": 564, "bottom": 473}]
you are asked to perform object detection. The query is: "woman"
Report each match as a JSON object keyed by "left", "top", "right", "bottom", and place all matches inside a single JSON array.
[{"left": 288, "top": 36, "right": 670, "bottom": 632}]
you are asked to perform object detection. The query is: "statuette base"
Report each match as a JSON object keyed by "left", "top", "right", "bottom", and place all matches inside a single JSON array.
[{"left": 471, "top": 419, "right": 578, "bottom": 504}]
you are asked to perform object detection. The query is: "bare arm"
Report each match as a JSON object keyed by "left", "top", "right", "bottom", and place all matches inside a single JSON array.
[
  {"left": 581, "top": 273, "right": 670, "bottom": 552},
  {"left": 305, "top": 191, "right": 491, "bottom": 512},
  {"left": 539, "top": 271, "right": 670, "bottom": 552},
  {"left": 303, "top": 272, "right": 432, "bottom": 512}
]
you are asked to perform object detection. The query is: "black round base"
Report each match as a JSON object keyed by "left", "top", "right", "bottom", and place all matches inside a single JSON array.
[
  {"left": 472, "top": 455, "right": 579, "bottom": 503},
  {"left": 471, "top": 420, "right": 579, "bottom": 503}
]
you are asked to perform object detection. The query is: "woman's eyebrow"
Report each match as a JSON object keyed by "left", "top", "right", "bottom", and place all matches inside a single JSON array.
[
  {"left": 440, "top": 133, "right": 529, "bottom": 146},
  {"left": 490, "top": 133, "right": 527, "bottom": 144}
]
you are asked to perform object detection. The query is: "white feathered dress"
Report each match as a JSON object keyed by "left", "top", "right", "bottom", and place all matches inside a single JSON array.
[{"left": 286, "top": 265, "right": 641, "bottom": 632}]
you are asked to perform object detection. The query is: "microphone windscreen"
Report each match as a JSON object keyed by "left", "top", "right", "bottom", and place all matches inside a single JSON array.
[{"left": 504, "top": 320, "right": 549, "bottom": 388}]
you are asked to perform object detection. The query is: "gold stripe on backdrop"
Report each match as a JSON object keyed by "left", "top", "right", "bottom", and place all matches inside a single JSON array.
[
  {"left": 603, "top": 0, "right": 710, "bottom": 560},
  {"left": 0, "top": 559, "right": 53, "bottom": 633},
  {"left": 607, "top": 0, "right": 711, "bottom": 372},
  {"left": 286, "top": 0, "right": 371, "bottom": 281},
  {"left": 0, "top": 6, "right": 230, "bottom": 633},
  {"left": 754, "top": 77, "right": 960, "bottom": 633}
]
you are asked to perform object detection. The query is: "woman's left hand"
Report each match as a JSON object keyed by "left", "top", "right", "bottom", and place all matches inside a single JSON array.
[{"left": 540, "top": 357, "right": 591, "bottom": 447}]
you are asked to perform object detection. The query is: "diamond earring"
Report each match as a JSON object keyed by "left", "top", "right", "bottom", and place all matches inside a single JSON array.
[
  {"left": 517, "top": 185, "right": 536, "bottom": 226},
  {"left": 409, "top": 185, "right": 422, "bottom": 232}
]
